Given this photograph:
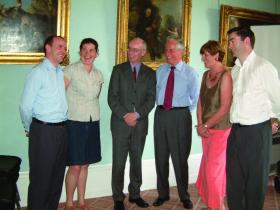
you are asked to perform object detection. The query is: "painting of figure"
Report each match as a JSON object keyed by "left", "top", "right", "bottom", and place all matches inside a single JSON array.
[
  {"left": 128, "top": 0, "right": 183, "bottom": 62},
  {"left": 0, "top": 0, "right": 57, "bottom": 52}
]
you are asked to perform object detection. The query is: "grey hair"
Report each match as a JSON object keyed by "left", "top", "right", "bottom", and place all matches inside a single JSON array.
[
  {"left": 130, "top": 37, "right": 147, "bottom": 50},
  {"left": 166, "top": 36, "right": 184, "bottom": 50}
]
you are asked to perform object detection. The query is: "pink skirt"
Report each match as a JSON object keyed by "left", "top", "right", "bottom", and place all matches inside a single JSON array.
[{"left": 195, "top": 128, "right": 231, "bottom": 209}]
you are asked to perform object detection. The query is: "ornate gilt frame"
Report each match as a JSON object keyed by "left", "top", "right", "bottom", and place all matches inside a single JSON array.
[
  {"left": 0, "top": 0, "right": 70, "bottom": 64},
  {"left": 219, "top": 5, "right": 280, "bottom": 67},
  {"left": 116, "top": 0, "right": 192, "bottom": 69}
]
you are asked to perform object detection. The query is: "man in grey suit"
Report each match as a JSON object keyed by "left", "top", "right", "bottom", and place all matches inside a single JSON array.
[{"left": 108, "top": 37, "right": 156, "bottom": 210}]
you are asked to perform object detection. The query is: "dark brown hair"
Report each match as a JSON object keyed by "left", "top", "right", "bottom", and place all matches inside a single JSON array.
[
  {"left": 43, "top": 35, "right": 64, "bottom": 54},
  {"left": 227, "top": 26, "right": 255, "bottom": 48}
]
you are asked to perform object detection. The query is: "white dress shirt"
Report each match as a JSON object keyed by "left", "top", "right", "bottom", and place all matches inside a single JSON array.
[{"left": 230, "top": 51, "right": 280, "bottom": 125}]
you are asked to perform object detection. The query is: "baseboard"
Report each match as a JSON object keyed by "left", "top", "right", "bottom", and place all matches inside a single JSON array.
[{"left": 17, "top": 153, "right": 202, "bottom": 207}]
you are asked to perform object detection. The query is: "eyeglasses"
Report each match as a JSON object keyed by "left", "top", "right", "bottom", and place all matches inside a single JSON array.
[{"left": 128, "top": 47, "right": 143, "bottom": 53}]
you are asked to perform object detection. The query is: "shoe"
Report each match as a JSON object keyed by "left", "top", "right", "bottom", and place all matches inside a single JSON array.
[
  {"left": 182, "top": 199, "right": 193, "bottom": 209},
  {"left": 64, "top": 205, "right": 75, "bottom": 210},
  {"left": 129, "top": 197, "right": 149, "bottom": 208},
  {"left": 77, "top": 204, "right": 90, "bottom": 210},
  {"left": 114, "top": 201, "right": 125, "bottom": 210},
  {"left": 153, "top": 197, "right": 170, "bottom": 206},
  {"left": 274, "top": 176, "right": 280, "bottom": 193}
]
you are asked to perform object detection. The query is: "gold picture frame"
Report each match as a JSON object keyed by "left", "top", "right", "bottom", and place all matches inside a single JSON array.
[
  {"left": 0, "top": 0, "right": 70, "bottom": 64},
  {"left": 219, "top": 5, "right": 280, "bottom": 67},
  {"left": 116, "top": 0, "right": 192, "bottom": 69}
]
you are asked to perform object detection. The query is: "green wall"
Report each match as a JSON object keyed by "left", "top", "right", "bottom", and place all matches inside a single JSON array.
[{"left": 0, "top": 0, "right": 279, "bottom": 171}]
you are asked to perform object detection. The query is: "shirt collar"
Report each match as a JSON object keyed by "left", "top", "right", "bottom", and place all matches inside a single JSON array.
[
  {"left": 78, "top": 60, "right": 93, "bottom": 72},
  {"left": 43, "top": 58, "right": 61, "bottom": 72},
  {"left": 235, "top": 50, "right": 256, "bottom": 67},
  {"left": 168, "top": 60, "right": 183, "bottom": 71},
  {"left": 130, "top": 62, "right": 141, "bottom": 72}
]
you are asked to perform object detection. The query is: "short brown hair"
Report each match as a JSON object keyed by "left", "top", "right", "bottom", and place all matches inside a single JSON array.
[
  {"left": 200, "top": 40, "right": 225, "bottom": 62},
  {"left": 227, "top": 26, "right": 255, "bottom": 48},
  {"left": 43, "top": 35, "right": 64, "bottom": 55}
]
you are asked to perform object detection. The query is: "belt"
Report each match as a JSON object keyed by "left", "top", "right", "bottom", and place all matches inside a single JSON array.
[
  {"left": 233, "top": 123, "right": 249, "bottom": 127},
  {"left": 32, "top": 118, "right": 66, "bottom": 126},
  {"left": 158, "top": 105, "right": 188, "bottom": 110}
]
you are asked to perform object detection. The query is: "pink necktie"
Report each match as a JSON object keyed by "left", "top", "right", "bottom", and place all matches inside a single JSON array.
[
  {"left": 163, "top": 66, "right": 175, "bottom": 110},
  {"left": 132, "top": 67, "right": 137, "bottom": 82}
]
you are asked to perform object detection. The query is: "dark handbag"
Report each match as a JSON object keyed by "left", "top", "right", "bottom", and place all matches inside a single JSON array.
[{"left": 0, "top": 155, "right": 21, "bottom": 210}]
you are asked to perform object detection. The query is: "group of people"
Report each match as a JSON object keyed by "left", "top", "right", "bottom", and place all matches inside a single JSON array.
[{"left": 19, "top": 26, "right": 280, "bottom": 210}]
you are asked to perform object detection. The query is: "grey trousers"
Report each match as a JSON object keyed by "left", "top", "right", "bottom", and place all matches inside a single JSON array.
[
  {"left": 111, "top": 126, "right": 147, "bottom": 201},
  {"left": 154, "top": 106, "right": 192, "bottom": 201}
]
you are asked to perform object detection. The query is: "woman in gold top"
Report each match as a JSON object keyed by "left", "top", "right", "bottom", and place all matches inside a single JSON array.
[
  {"left": 195, "top": 40, "right": 232, "bottom": 210},
  {"left": 63, "top": 38, "right": 103, "bottom": 210}
]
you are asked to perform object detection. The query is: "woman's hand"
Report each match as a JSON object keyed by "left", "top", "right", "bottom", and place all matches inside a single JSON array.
[{"left": 196, "top": 124, "right": 210, "bottom": 137}]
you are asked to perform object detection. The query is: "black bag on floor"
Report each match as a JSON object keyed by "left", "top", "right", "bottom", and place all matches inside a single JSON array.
[{"left": 0, "top": 155, "right": 21, "bottom": 210}]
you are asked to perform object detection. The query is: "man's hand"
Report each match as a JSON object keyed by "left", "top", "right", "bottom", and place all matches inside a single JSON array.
[
  {"left": 25, "top": 130, "right": 29, "bottom": 137},
  {"left": 124, "top": 112, "right": 138, "bottom": 127},
  {"left": 272, "top": 121, "right": 279, "bottom": 135}
]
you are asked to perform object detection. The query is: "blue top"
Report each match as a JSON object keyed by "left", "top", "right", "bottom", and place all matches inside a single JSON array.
[
  {"left": 156, "top": 60, "right": 200, "bottom": 111},
  {"left": 19, "top": 58, "right": 68, "bottom": 131}
]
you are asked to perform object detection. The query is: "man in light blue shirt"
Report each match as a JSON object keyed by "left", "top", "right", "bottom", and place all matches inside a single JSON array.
[
  {"left": 153, "top": 37, "right": 199, "bottom": 209},
  {"left": 19, "top": 35, "right": 68, "bottom": 210}
]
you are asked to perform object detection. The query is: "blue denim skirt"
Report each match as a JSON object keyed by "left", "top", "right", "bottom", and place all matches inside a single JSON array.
[{"left": 66, "top": 120, "right": 101, "bottom": 166}]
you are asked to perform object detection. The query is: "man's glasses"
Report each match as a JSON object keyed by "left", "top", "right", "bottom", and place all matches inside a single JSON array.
[{"left": 128, "top": 48, "right": 143, "bottom": 53}]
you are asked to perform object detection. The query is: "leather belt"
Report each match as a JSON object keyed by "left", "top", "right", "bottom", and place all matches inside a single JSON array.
[
  {"left": 158, "top": 105, "right": 188, "bottom": 110},
  {"left": 233, "top": 123, "right": 249, "bottom": 127},
  {"left": 32, "top": 118, "right": 66, "bottom": 126}
]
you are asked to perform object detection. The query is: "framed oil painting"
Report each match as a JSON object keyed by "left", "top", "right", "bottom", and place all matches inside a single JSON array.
[
  {"left": 0, "top": 0, "right": 70, "bottom": 64},
  {"left": 219, "top": 5, "right": 280, "bottom": 67},
  {"left": 116, "top": 0, "right": 192, "bottom": 69}
]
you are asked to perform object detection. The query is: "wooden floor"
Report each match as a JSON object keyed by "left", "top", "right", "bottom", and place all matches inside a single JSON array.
[{"left": 21, "top": 176, "right": 280, "bottom": 210}]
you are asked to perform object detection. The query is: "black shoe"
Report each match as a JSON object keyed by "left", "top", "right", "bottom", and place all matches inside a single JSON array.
[
  {"left": 114, "top": 201, "right": 125, "bottom": 210},
  {"left": 182, "top": 199, "right": 193, "bottom": 209},
  {"left": 128, "top": 197, "right": 149, "bottom": 208},
  {"left": 274, "top": 176, "right": 280, "bottom": 193},
  {"left": 153, "top": 197, "right": 170, "bottom": 206}
]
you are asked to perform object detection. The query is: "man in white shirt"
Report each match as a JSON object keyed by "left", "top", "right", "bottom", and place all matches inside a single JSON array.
[{"left": 226, "top": 26, "right": 280, "bottom": 210}]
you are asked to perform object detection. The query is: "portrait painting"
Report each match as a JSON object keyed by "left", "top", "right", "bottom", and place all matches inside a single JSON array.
[
  {"left": 219, "top": 5, "right": 280, "bottom": 67},
  {"left": 116, "top": 0, "right": 191, "bottom": 69},
  {"left": 0, "top": 0, "right": 70, "bottom": 64}
]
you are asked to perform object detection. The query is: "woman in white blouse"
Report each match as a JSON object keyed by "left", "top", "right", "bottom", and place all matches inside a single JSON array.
[{"left": 63, "top": 38, "right": 103, "bottom": 210}]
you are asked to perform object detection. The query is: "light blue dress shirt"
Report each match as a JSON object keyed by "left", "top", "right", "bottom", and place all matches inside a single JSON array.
[
  {"left": 156, "top": 60, "right": 200, "bottom": 111},
  {"left": 19, "top": 58, "right": 68, "bottom": 131}
]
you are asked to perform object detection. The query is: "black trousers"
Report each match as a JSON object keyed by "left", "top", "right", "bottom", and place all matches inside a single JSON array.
[
  {"left": 154, "top": 107, "right": 192, "bottom": 200},
  {"left": 28, "top": 122, "right": 68, "bottom": 210},
  {"left": 226, "top": 120, "right": 271, "bottom": 210}
]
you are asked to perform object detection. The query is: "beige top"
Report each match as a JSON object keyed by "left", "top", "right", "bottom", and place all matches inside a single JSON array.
[
  {"left": 200, "top": 70, "right": 231, "bottom": 129},
  {"left": 64, "top": 61, "right": 103, "bottom": 122}
]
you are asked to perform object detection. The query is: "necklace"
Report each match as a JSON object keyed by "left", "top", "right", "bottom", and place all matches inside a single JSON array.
[{"left": 208, "top": 71, "right": 221, "bottom": 82}]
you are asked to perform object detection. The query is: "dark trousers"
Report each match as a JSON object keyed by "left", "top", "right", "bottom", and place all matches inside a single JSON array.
[
  {"left": 28, "top": 122, "right": 68, "bottom": 210},
  {"left": 154, "top": 107, "right": 192, "bottom": 200},
  {"left": 111, "top": 126, "right": 147, "bottom": 201},
  {"left": 226, "top": 120, "right": 272, "bottom": 210}
]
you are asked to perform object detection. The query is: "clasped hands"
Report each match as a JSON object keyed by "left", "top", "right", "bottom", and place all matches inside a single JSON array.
[
  {"left": 124, "top": 112, "right": 138, "bottom": 127},
  {"left": 196, "top": 124, "right": 210, "bottom": 138}
]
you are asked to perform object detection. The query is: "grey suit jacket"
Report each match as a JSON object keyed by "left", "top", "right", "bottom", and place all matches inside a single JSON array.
[{"left": 108, "top": 61, "right": 156, "bottom": 136}]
